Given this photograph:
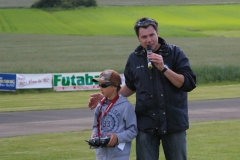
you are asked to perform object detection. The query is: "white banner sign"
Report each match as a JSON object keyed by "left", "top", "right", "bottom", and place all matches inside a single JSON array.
[
  {"left": 53, "top": 72, "right": 125, "bottom": 91},
  {"left": 16, "top": 74, "right": 52, "bottom": 89}
]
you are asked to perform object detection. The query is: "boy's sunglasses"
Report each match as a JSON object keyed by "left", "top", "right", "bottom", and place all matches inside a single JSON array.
[{"left": 99, "top": 82, "right": 113, "bottom": 88}]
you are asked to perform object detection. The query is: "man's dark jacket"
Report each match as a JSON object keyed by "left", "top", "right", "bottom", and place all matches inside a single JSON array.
[{"left": 124, "top": 37, "right": 196, "bottom": 134}]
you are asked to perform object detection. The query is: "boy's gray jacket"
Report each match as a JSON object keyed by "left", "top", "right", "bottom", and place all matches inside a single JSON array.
[{"left": 92, "top": 95, "right": 138, "bottom": 160}]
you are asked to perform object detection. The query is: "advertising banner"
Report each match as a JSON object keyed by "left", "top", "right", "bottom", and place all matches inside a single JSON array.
[
  {"left": 0, "top": 74, "right": 16, "bottom": 91},
  {"left": 16, "top": 74, "right": 52, "bottom": 89},
  {"left": 53, "top": 72, "right": 125, "bottom": 91},
  {"left": 53, "top": 72, "right": 100, "bottom": 91}
]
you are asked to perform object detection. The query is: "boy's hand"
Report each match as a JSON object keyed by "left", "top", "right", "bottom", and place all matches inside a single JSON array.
[
  {"left": 106, "top": 133, "right": 118, "bottom": 147},
  {"left": 91, "top": 134, "right": 97, "bottom": 139}
]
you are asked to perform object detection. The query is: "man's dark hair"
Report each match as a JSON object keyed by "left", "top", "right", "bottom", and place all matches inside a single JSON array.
[{"left": 134, "top": 17, "right": 158, "bottom": 37}]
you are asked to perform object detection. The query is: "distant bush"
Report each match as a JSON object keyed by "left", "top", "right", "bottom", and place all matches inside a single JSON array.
[
  {"left": 31, "top": 0, "right": 97, "bottom": 8},
  {"left": 193, "top": 65, "right": 240, "bottom": 84}
]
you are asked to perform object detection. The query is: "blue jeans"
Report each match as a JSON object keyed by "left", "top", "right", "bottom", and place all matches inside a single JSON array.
[{"left": 136, "top": 130, "right": 187, "bottom": 160}]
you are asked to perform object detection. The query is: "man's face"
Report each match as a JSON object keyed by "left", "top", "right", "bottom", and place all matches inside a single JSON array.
[{"left": 138, "top": 25, "right": 160, "bottom": 52}]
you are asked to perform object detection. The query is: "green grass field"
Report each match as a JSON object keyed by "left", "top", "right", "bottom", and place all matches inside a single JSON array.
[
  {"left": 1, "top": 119, "right": 240, "bottom": 160},
  {"left": 1, "top": 4, "right": 240, "bottom": 84},
  {"left": 0, "top": 2, "right": 240, "bottom": 160},
  {"left": 1, "top": 83, "right": 240, "bottom": 112},
  {"left": 1, "top": 5, "right": 240, "bottom": 37},
  {"left": 1, "top": 34, "right": 240, "bottom": 84}
]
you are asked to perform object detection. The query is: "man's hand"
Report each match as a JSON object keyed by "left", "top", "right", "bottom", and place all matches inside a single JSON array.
[
  {"left": 106, "top": 133, "right": 118, "bottom": 147},
  {"left": 88, "top": 93, "right": 103, "bottom": 110},
  {"left": 147, "top": 52, "right": 164, "bottom": 71},
  {"left": 147, "top": 52, "right": 184, "bottom": 88}
]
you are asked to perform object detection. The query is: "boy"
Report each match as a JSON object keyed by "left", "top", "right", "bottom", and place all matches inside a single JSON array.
[{"left": 90, "top": 69, "right": 137, "bottom": 160}]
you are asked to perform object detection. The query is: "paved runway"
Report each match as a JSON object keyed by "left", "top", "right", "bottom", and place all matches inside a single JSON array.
[{"left": 0, "top": 98, "right": 240, "bottom": 138}]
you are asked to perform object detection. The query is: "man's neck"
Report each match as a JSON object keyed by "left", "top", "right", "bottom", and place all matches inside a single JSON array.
[{"left": 153, "top": 43, "right": 161, "bottom": 52}]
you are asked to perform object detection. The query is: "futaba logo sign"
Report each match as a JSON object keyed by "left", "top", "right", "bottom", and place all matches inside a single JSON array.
[{"left": 53, "top": 73, "right": 99, "bottom": 87}]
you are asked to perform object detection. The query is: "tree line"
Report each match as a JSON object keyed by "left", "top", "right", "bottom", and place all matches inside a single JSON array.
[{"left": 31, "top": 0, "right": 97, "bottom": 8}]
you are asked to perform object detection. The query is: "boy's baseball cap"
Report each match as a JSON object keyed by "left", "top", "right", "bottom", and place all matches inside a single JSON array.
[{"left": 92, "top": 69, "right": 122, "bottom": 86}]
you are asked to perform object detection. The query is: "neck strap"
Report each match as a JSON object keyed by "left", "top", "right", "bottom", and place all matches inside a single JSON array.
[{"left": 97, "top": 94, "right": 119, "bottom": 137}]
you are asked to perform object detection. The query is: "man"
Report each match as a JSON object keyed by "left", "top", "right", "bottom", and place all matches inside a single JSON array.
[{"left": 89, "top": 17, "right": 196, "bottom": 160}]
